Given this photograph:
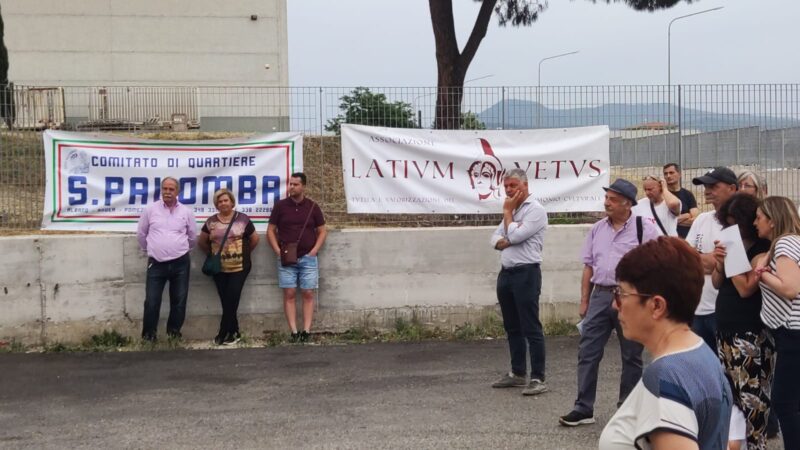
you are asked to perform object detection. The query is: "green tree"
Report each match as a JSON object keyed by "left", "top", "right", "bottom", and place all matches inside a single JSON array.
[
  {"left": 429, "top": 0, "right": 691, "bottom": 129},
  {"left": 325, "top": 87, "right": 417, "bottom": 134},
  {"left": 0, "top": 5, "right": 13, "bottom": 129},
  {"left": 460, "top": 111, "right": 486, "bottom": 130}
]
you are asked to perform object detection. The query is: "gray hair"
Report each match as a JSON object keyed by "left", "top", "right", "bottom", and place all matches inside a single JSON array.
[
  {"left": 737, "top": 170, "right": 767, "bottom": 199},
  {"left": 504, "top": 168, "right": 528, "bottom": 183},
  {"left": 161, "top": 176, "right": 180, "bottom": 191}
]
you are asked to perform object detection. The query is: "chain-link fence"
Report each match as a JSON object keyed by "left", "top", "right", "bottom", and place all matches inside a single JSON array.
[{"left": 1, "top": 84, "right": 799, "bottom": 230}]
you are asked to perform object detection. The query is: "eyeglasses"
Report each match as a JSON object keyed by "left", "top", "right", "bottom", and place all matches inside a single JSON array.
[
  {"left": 641, "top": 175, "right": 660, "bottom": 182},
  {"left": 612, "top": 286, "right": 655, "bottom": 308}
]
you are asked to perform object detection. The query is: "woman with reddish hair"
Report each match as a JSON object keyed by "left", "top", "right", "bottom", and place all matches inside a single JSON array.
[{"left": 599, "top": 236, "right": 732, "bottom": 450}]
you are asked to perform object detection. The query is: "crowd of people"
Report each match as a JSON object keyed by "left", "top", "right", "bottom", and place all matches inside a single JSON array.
[
  {"left": 132, "top": 163, "right": 800, "bottom": 449},
  {"left": 489, "top": 163, "right": 800, "bottom": 450}
]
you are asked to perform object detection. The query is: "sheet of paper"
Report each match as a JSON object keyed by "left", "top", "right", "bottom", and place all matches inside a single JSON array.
[{"left": 719, "top": 225, "right": 752, "bottom": 278}]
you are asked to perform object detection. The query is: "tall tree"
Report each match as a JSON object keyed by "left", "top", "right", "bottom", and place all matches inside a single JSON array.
[
  {"left": 0, "top": 4, "right": 14, "bottom": 129},
  {"left": 429, "top": 0, "right": 691, "bottom": 129}
]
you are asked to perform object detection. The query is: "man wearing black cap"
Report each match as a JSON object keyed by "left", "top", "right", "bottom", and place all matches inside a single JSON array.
[
  {"left": 686, "top": 167, "right": 738, "bottom": 354},
  {"left": 560, "top": 178, "right": 659, "bottom": 427}
]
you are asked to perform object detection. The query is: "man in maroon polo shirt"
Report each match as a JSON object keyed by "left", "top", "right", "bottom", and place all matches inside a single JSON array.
[{"left": 267, "top": 172, "right": 327, "bottom": 343}]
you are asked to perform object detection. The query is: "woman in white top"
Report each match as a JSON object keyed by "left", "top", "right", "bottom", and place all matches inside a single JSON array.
[
  {"left": 599, "top": 236, "right": 731, "bottom": 450},
  {"left": 754, "top": 196, "right": 800, "bottom": 450}
]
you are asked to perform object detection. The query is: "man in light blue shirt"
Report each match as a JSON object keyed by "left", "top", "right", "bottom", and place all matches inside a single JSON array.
[{"left": 489, "top": 168, "right": 549, "bottom": 396}]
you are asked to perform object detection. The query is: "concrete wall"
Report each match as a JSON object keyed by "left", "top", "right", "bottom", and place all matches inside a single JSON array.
[
  {"left": 0, "top": 225, "right": 589, "bottom": 344},
  {"left": 1, "top": 0, "right": 289, "bottom": 87}
]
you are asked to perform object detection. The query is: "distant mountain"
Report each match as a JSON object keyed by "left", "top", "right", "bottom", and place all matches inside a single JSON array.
[{"left": 476, "top": 100, "right": 800, "bottom": 132}]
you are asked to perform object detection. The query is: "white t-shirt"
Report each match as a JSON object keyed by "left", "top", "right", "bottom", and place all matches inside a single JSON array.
[
  {"left": 632, "top": 198, "right": 680, "bottom": 237},
  {"left": 685, "top": 211, "right": 723, "bottom": 315}
]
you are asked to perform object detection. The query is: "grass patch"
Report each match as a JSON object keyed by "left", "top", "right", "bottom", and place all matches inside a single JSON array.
[
  {"left": 387, "top": 317, "right": 445, "bottom": 341},
  {"left": 544, "top": 318, "right": 579, "bottom": 336},
  {"left": 263, "top": 331, "right": 289, "bottom": 347},
  {"left": 453, "top": 314, "right": 506, "bottom": 340},
  {"left": 236, "top": 332, "right": 253, "bottom": 347},
  {"left": 3, "top": 315, "right": 581, "bottom": 354},
  {"left": 130, "top": 336, "right": 186, "bottom": 351},
  {"left": 0, "top": 340, "right": 26, "bottom": 353},
  {"left": 337, "top": 326, "right": 379, "bottom": 343},
  {"left": 44, "top": 342, "right": 81, "bottom": 353}
]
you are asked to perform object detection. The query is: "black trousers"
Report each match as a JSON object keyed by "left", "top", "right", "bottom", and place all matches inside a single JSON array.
[
  {"left": 212, "top": 268, "right": 251, "bottom": 337},
  {"left": 772, "top": 327, "right": 800, "bottom": 450},
  {"left": 496, "top": 264, "right": 545, "bottom": 381}
]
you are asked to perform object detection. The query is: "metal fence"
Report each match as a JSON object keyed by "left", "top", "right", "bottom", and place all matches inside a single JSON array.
[{"left": 1, "top": 84, "right": 799, "bottom": 230}]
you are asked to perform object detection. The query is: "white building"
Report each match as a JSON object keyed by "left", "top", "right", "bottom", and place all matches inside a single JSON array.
[{"left": 0, "top": 0, "right": 289, "bottom": 131}]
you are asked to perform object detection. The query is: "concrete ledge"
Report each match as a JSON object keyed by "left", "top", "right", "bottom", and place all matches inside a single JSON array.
[{"left": 0, "top": 225, "right": 590, "bottom": 344}]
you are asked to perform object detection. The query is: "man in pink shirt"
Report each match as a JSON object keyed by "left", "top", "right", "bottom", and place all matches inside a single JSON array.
[
  {"left": 559, "top": 179, "right": 660, "bottom": 427},
  {"left": 136, "top": 177, "right": 197, "bottom": 341}
]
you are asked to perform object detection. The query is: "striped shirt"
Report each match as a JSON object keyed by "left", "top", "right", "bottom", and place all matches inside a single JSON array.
[
  {"left": 760, "top": 235, "right": 800, "bottom": 330},
  {"left": 599, "top": 340, "right": 731, "bottom": 450}
]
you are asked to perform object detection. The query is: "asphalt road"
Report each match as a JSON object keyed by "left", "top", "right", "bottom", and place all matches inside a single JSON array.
[{"left": 0, "top": 337, "right": 785, "bottom": 450}]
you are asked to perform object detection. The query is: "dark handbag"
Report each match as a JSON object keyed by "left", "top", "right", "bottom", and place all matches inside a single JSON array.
[
  {"left": 202, "top": 213, "right": 236, "bottom": 276},
  {"left": 280, "top": 241, "right": 299, "bottom": 266},
  {"left": 279, "top": 201, "right": 316, "bottom": 267}
]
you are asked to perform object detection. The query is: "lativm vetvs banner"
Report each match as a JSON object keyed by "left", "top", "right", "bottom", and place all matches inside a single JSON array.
[
  {"left": 42, "top": 130, "right": 303, "bottom": 231},
  {"left": 341, "top": 124, "right": 610, "bottom": 214}
]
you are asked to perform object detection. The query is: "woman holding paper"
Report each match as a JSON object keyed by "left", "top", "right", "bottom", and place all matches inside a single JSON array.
[
  {"left": 754, "top": 196, "right": 800, "bottom": 450},
  {"left": 712, "top": 193, "right": 773, "bottom": 450}
]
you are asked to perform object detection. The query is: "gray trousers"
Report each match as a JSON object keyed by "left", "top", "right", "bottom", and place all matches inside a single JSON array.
[{"left": 573, "top": 288, "right": 643, "bottom": 415}]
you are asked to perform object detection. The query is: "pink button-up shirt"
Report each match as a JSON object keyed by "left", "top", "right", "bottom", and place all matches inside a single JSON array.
[
  {"left": 137, "top": 200, "right": 197, "bottom": 262},
  {"left": 581, "top": 213, "right": 660, "bottom": 286}
]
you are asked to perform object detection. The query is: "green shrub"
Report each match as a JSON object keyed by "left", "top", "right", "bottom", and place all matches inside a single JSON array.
[{"left": 86, "top": 330, "right": 131, "bottom": 350}]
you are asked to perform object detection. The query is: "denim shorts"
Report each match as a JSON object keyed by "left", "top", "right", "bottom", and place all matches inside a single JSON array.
[{"left": 277, "top": 254, "right": 319, "bottom": 289}]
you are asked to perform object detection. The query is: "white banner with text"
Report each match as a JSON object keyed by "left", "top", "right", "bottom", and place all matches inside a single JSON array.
[
  {"left": 341, "top": 124, "right": 609, "bottom": 214},
  {"left": 42, "top": 130, "right": 302, "bottom": 231}
]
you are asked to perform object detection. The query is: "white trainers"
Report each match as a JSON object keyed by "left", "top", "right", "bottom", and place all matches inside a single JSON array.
[
  {"left": 491, "top": 372, "right": 527, "bottom": 388},
  {"left": 522, "top": 379, "right": 549, "bottom": 396}
]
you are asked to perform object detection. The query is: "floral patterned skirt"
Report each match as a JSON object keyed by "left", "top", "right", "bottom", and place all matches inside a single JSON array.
[{"left": 717, "top": 330, "right": 776, "bottom": 450}]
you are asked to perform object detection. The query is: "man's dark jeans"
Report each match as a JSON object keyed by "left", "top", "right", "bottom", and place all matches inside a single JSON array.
[
  {"left": 772, "top": 327, "right": 800, "bottom": 450},
  {"left": 497, "top": 263, "right": 545, "bottom": 381},
  {"left": 142, "top": 253, "right": 191, "bottom": 339},
  {"left": 692, "top": 313, "right": 717, "bottom": 355}
]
